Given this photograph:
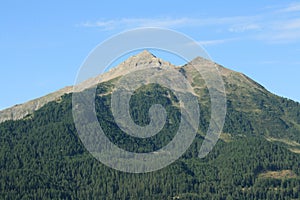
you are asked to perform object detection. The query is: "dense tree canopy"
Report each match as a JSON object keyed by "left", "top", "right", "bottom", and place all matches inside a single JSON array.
[{"left": 1, "top": 80, "right": 300, "bottom": 199}]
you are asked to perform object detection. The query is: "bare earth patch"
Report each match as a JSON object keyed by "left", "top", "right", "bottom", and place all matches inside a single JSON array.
[
  {"left": 266, "top": 137, "right": 300, "bottom": 147},
  {"left": 259, "top": 170, "right": 298, "bottom": 179},
  {"left": 289, "top": 148, "right": 300, "bottom": 154}
]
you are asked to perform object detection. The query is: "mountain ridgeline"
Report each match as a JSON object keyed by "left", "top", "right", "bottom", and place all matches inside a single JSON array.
[{"left": 1, "top": 51, "right": 300, "bottom": 199}]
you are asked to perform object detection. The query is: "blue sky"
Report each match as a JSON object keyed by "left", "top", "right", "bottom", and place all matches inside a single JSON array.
[{"left": 1, "top": 1, "right": 300, "bottom": 110}]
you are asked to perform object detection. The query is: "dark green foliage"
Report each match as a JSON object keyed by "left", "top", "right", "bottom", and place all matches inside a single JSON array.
[
  {"left": 95, "top": 83, "right": 181, "bottom": 153},
  {"left": 224, "top": 81, "right": 300, "bottom": 142},
  {"left": 1, "top": 79, "right": 300, "bottom": 199}
]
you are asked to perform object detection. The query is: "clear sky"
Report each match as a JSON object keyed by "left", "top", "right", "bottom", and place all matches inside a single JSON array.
[{"left": 1, "top": 1, "right": 300, "bottom": 110}]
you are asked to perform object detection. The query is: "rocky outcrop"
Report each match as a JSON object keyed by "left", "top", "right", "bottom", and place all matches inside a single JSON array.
[
  {"left": 0, "top": 86, "right": 73, "bottom": 123},
  {"left": 0, "top": 50, "right": 174, "bottom": 123},
  {"left": 97, "top": 50, "right": 176, "bottom": 82},
  {"left": 0, "top": 50, "right": 261, "bottom": 123}
]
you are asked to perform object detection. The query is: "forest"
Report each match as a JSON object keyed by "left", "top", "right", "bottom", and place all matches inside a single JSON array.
[{"left": 1, "top": 79, "right": 300, "bottom": 199}]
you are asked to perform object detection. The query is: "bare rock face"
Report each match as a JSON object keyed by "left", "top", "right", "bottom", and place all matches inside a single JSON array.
[
  {"left": 117, "top": 50, "right": 174, "bottom": 69},
  {"left": 72, "top": 50, "right": 176, "bottom": 92},
  {"left": 0, "top": 50, "right": 174, "bottom": 123},
  {"left": 0, "top": 87, "right": 73, "bottom": 123},
  {"left": 98, "top": 50, "right": 175, "bottom": 82},
  {"left": 183, "top": 56, "right": 266, "bottom": 93}
]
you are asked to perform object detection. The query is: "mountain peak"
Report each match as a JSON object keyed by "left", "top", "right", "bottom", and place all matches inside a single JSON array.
[
  {"left": 117, "top": 50, "right": 172, "bottom": 70},
  {"left": 0, "top": 51, "right": 268, "bottom": 123},
  {"left": 135, "top": 50, "right": 156, "bottom": 59}
]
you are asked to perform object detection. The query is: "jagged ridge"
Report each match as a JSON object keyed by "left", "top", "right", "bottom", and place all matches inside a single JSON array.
[{"left": 0, "top": 50, "right": 275, "bottom": 123}]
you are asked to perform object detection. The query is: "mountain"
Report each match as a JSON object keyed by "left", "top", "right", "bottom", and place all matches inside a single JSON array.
[
  {"left": 1, "top": 51, "right": 300, "bottom": 199},
  {"left": 0, "top": 50, "right": 174, "bottom": 123}
]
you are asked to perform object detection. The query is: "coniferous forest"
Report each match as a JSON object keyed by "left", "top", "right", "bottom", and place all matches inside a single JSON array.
[{"left": 1, "top": 77, "right": 300, "bottom": 199}]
